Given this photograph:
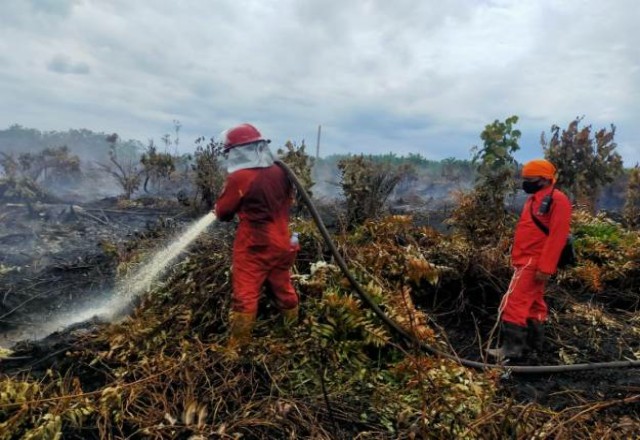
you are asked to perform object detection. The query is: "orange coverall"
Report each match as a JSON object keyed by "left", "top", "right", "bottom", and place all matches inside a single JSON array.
[
  {"left": 501, "top": 185, "right": 572, "bottom": 326},
  {"left": 215, "top": 165, "right": 299, "bottom": 314}
]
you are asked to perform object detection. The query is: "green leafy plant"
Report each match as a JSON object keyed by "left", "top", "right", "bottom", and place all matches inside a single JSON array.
[{"left": 448, "top": 116, "right": 521, "bottom": 246}]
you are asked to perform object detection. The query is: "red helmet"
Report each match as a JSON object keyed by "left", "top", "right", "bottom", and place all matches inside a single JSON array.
[{"left": 221, "top": 123, "right": 266, "bottom": 150}]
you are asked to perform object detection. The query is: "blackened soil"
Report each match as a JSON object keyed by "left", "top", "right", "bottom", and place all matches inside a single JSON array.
[
  {"left": 0, "top": 199, "right": 190, "bottom": 346},
  {"left": 423, "top": 281, "right": 640, "bottom": 411}
]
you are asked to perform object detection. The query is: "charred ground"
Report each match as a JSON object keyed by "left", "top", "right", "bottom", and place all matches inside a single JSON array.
[{"left": 1, "top": 193, "right": 639, "bottom": 438}]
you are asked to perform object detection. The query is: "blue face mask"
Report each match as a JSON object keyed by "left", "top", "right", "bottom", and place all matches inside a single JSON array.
[{"left": 522, "top": 180, "right": 543, "bottom": 194}]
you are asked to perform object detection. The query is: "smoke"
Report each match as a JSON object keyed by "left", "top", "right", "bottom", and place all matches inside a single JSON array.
[{"left": 311, "top": 161, "right": 475, "bottom": 206}]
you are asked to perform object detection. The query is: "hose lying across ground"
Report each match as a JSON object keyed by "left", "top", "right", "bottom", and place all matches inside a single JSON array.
[{"left": 276, "top": 160, "right": 640, "bottom": 375}]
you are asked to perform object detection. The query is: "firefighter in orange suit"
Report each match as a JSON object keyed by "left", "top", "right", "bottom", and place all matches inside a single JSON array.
[
  {"left": 214, "top": 123, "right": 299, "bottom": 349},
  {"left": 487, "top": 159, "right": 572, "bottom": 360}
]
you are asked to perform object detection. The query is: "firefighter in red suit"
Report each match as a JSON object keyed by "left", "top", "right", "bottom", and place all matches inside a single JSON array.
[
  {"left": 214, "top": 123, "right": 299, "bottom": 349},
  {"left": 487, "top": 159, "right": 572, "bottom": 360}
]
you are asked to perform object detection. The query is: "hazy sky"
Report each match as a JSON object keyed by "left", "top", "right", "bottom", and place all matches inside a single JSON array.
[{"left": 1, "top": 0, "right": 638, "bottom": 163}]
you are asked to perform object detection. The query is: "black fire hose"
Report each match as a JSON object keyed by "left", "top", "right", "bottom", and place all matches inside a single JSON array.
[{"left": 276, "top": 160, "right": 640, "bottom": 374}]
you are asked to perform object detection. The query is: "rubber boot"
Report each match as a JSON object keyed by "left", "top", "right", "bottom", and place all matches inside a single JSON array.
[
  {"left": 281, "top": 306, "right": 299, "bottom": 328},
  {"left": 486, "top": 322, "right": 527, "bottom": 361},
  {"left": 526, "top": 319, "right": 545, "bottom": 353},
  {"left": 227, "top": 311, "right": 257, "bottom": 351}
]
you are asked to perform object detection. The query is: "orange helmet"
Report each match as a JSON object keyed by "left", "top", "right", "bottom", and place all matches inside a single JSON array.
[{"left": 221, "top": 123, "right": 267, "bottom": 150}]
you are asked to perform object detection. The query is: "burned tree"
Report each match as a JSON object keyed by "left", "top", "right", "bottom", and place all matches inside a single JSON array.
[
  {"left": 140, "top": 140, "right": 176, "bottom": 193},
  {"left": 338, "top": 154, "right": 410, "bottom": 227},
  {"left": 97, "top": 133, "right": 143, "bottom": 199},
  {"left": 25, "top": 146, "right": 80, "bottom": 185},
  {"left": 0, "top": 152, "right": 30, "bottom": 202},
  {"left": 623, "top": 164, "right": 640, "bottom": 229},
  {"left": 1, "top": 146, "right": 81, "bottom": 185},
  {"left": 191, "top": 136, "right": 225, "bottom": 211},
  {"left": 277, "top": 140, "right": 315, "bottom": 216},
  {"left": 542, "top": 117, "right": 623, "bottom": 212},
  {"left": 0, "top": 152, "right": 18, "bottom": 179}
]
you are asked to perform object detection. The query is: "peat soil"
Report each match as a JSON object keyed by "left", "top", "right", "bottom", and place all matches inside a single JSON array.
[
  {"left": 2, "top": 199, "right": 639, "bottom": 422},
  {"left": 425, "top": 282, "right": 640, "bottom": 415},
  {"left": 0, "top": 198, "right": 189, "bottom": 348}
]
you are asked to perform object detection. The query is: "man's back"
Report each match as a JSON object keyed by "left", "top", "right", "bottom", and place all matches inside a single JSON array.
[{"left": 216, "top": 165, "right": 292, "bottom": 250}]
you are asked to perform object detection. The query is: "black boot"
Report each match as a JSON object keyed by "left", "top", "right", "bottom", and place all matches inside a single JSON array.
[
  {"left": 486, "top": 322, "right": 527, "bottom": 361},
  {"left": 526, "top": 319, "right": 545, "bottom": 353}
]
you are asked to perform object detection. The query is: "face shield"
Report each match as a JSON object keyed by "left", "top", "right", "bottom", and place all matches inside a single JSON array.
[{"left": 222, "top": 140, "right": 275, "bottom": 173}]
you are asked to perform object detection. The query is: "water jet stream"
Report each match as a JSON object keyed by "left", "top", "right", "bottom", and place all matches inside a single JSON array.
[
  {"left": 105, "top": 212, "right": 217, "bottom": 319},
  {"left": 0, "top": 212, "right": 217, "bottom": 348}
]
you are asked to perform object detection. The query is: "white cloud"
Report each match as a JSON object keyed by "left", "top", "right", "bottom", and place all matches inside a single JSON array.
[
  {"left": 47, "top": 54, "right": 90, "bottom": 74},
  {"left": 0, "top": 0, "right": 638, "bottom": 163}
]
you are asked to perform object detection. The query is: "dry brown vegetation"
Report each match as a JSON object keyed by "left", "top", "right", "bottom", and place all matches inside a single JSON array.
[
  {"left": 1, "top": 206, "right": 639, "bottom": 439},
  {"left": 1, "top": 117, "right": 639, "bottom": 439}
]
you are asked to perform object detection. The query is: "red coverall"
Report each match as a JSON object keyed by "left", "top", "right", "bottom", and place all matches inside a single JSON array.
[
  {"left": 215, "top": 165, "right": 299, "bottom": 314},
  {"left": 501, "top": 185, "right": 572, "bottom": 326}
]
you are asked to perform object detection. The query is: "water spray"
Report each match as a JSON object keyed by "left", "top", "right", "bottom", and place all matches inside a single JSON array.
[
  {"left": 0, "top": 212, "right": 217, "bottom": 348},
  {"left": 104, "top": 212, "right": 217, "bottom": 319},
  {"left": 4, "top": 161, "right": 639, "bottom": 374}
]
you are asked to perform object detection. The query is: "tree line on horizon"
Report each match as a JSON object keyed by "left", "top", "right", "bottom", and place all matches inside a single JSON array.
[{"left": 0, "top": 120, "right": 637, "bottom": 224}]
